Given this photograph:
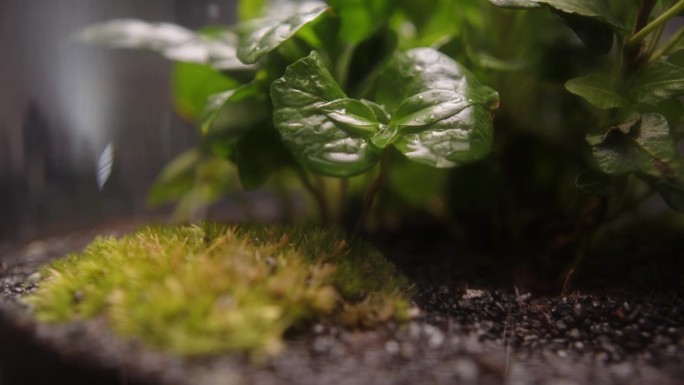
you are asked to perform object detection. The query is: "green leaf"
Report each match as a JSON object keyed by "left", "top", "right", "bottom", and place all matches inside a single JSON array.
[
  {"left": 238, "top": 0, "right": 267, "bottom": 21},
  {"left": 317, "top": 99, "right": 379, "bottom": 137},
  {"left": 147, "top": 150, "right": 236, "bottom": 220},
  {"left": 391, "top": 90, "right": 473, "bottom": 130},
  {"left": 201, "top": 82, "right": 268, "bottom": 136},
  {"left": 653, "top": 176, "right": 684, "bottom": 212},
  {"left": 565, "top": 73, "right": 623, "bottom": 109},
  {"left": 235, "top": 126, "right": 294, "bottom": 190},
  {"left": 328, "top": 0, "right": 394, "bottom": 44},
  {"left": 237, "top": 2, "right": 329, "bottom": 64},
  {"left": 575, "top": 170, "right": 616, "bottom": 197},
  {"left": 590, "top": 114, "right": 681, "bottom": 179},
  {"left": 551, "top": 10, "right": 614, "bottom": 54},
  {"left": 488, "top": 0, "right": 541, "bottom": 8},
  {"left": 376, "top": 48, "right": 499, "bottom": 168},
  {"left": 271, "top": 51, "right": 381, "bottom": 177},
  {"left": 78, "top": 19, "right": 254, "bottom": 71},
  {"left": 361, "top": 100, "right": 391, "bottom": 124},
  {"left": 534, "top": 0, "right": 621, "bottom": 29},
  {"left": 172, "top": 63, "right": 240, "bottom": 121},
  {"left": 628, "top": 61, "right": 684, "bottom": 105}
]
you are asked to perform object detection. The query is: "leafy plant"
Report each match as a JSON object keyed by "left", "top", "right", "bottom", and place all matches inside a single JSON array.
[
  {"left": 78, "top": 0, "right": 500, "bottom": 229},
  {"left": 78, "top": 0, "right": 684, "bottom": 275}
]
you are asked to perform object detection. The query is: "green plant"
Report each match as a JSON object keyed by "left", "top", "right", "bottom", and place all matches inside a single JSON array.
[
  {"left": 79, "top": 1, "right": 684, "bottom": 265},
  {"left": 79, "top": 1, "right": 501, "bottom": 229}
]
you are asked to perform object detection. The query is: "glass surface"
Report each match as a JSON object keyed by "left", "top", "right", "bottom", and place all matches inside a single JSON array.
[{"left": 0, "top": 1, "right": 237, "bottom": 241}]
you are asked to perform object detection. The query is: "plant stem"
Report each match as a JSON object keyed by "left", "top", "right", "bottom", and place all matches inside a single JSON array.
[
  {"left": 623, "top": 0, "right": 658, "bottom": 76},
  {"left": 295, "top": 167, "right": 331, "bottom": 225},
  {"left": 651, "top": 26, "right": 684, "bottom": 62},
  {"left": 628, "top": 0, "right": 684, "bottom": 47},
  {"left": 354, "top": 150, "right": 390, "bottom": 234}
]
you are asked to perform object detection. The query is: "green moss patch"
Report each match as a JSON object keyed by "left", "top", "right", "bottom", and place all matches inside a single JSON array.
[{"left": 26, "top": 224, "right": 411, "bottom": 357}]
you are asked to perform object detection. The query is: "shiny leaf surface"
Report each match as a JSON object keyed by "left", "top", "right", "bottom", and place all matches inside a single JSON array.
[
  {"left": 271, "top": 51, "right": 381, "bottom": 177},
  {"left": 237, "top": 2, "right": 328, "bottom": 64},
  {"left": 377, "top": 48, "right": 498, "bottom": 168}
]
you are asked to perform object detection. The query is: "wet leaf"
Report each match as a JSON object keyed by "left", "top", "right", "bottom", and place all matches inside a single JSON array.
[
  {"left": 628, "top": 61, "right": 684, "bottom": 106},
  {"left": 565, "top": 73, "right": 623, "bottom": 109},
  {"left": 237, "top": 2, "right": 329, "bottom": 64},
  {"left": 201, "top": 82, "right": 268, "bottom": 136},
  {"left": 78, "top": 19, "right": 254, "bottom": 71},
  {"left": 590, "top": 114, "right": 680, "bottom": 179},
  {"left": 377, "top": 48, "right": 498, "bottom": 168},
  {"left": 270, "top": 51, "right": 381, "bottom": 177},
  {"left": 317, "top": 99, "right": 380, "bottom": 137}
]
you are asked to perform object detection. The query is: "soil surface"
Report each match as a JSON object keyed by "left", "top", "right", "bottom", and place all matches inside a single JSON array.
[{"left": 1, "top": 221, "right": 683, "bottom": 385}]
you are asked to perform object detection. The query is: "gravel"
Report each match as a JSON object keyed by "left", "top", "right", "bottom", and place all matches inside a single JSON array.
[{"left": 1, "top": 224, "right": 683, "bottom": 385}]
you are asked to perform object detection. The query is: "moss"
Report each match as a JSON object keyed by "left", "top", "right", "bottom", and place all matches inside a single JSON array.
[{"left": 26, "top": 224, "right": 411, "bottom": 357}]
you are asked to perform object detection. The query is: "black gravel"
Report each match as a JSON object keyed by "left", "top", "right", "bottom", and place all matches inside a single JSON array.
[{"left": 1, "top": 224, "right": 684, "bottom": 385}]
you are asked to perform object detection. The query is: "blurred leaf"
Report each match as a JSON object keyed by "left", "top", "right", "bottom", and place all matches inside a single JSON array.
[
  {"left": 575, "top": 170, "right": 616, "bottom": 197},
  {"left": 238, "top": 0, "right": 267, "bottom": 21},
  {"left": 148, "top": 149, "right": 236, "bottom": 220},
  {"left": 628, "top": 61, "right": 684, "bottom": 105},
  {"left": 653, "top": 176, "right": 684, "bottom": 212},
  {"left": 535, "top": 0, "right": 621, "bottom": 29},
  {"left": 388, "top": 159, "right": 449, "bottom": 207},
  {"left": 271, "top": 51, "right": 381, "bottom": 177},
  {"left": 317, "top": 99, "right": 380, "bottom": 137},
  {"left": 78, "top": 19, "right": 255, "bottom": 71},
  {"left": 201, "top": 82, "right": 268, "bottom": 136},
  {"left": 172, "top": 63, "right": 239, "bottom": 121},
  {"left": 487, "top": 0, "right": 621, "bottom": 29},
  {"left": 590, "top": 114, "right": 681, "bottom": 178},
  {"left": 237, "top": 2, "right": 329, "bottom": 64},
  {"left": 328, "top": 0, "right": 393, "bottom": 44},
  {"left": 552, "top": 10, "right": 614, "bottom": 54},
  {"left": 488, "top": 0, "right": 541, "bottom": 8},
  {"left": 148, "top": 149, "right": 202, "bottom": 206},
  {"left": 377, "top": 48, "right": 499, "bottom": 168},
  {"left": 565, "top": 73, "right": 623, "bottom": 109},
  {"left": 235, "top": 127, "right": 294, "bottom": 190},
  {"left": 77, "top": 19, "right": 195, "bottom": 49}
]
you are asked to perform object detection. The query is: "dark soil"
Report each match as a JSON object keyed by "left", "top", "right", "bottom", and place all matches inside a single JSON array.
[{"left": 1, "top": 221, "right": 683, "bottom": 385}]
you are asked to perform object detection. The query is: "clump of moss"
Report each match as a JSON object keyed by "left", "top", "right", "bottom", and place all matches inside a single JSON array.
[{"left": 26, "top": 224, "right": 411, "bottom": 357}]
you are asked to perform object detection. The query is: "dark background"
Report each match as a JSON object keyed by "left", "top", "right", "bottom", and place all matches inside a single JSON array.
[{"left": 0, "top": 0, "right": 238, "bottom": 241}]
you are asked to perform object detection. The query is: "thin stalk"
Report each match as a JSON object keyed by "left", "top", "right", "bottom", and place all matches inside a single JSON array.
[
  {"left": 651, "top": 26, "right": 684, "bottom": 62},
  {"left": 337, "top": 177, "right": 349, "bottom": 224},
  {"left": 354, "top": 150, "right": 390, "bottom": 234},
  {"left": 628, "top": 0, "right": 684, "bottom": 46},
  {"left": 295, "top": 167, "right": 331, "bottom": 225},
  {"left": 646, "top": 24, "right": 666, "bottom": 57},
  {"left": 623, "top": 0, "right": 658, "bottom": 76}
]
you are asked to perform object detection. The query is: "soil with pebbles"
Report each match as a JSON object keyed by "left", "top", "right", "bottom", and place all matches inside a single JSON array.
[{"left": 1, "top": 222, "right": 683, "bottom": 385}]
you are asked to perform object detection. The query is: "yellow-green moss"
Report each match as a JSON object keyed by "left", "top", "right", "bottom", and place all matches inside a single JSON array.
[{"left": 26, "top": 224, "right": 411, "bottom": 357}]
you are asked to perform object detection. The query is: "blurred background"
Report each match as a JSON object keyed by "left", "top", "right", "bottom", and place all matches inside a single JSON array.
[{"left": 0, "top": 0, "right": 238, "bottom": 241}]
